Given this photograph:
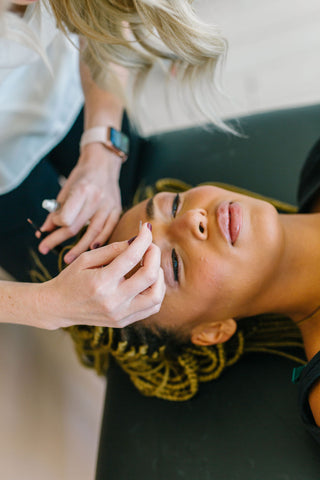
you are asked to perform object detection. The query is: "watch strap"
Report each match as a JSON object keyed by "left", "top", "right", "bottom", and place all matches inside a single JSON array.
[{"left": 80, "top": 126, "right": 128, "bottom": 161}]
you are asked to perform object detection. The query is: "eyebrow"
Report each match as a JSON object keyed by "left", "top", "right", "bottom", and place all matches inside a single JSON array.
[{"left": 146, "top": 196, "right": 154, "bottom": 220}]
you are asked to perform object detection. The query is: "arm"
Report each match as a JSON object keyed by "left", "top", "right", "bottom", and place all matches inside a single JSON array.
[
  {"left": 39, "top": 48, "right": 127, "bottom": 264},
  {"left": 0, "top": 280, "right": 50, "bottom": 329},
  {"left": 1, "top": 224, "right": 165, "bottom": 330}
]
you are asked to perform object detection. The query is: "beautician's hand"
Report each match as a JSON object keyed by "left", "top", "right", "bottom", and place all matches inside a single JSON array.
[
  {"left": 38, "top": 223, "right": 166, "bottom": 329},
  {"left": 39, "top": 143, "right": 122, "bottom": 264}
]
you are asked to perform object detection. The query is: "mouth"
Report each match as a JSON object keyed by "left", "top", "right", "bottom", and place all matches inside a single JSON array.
[{"left": 217, "top": 201, "right": 242, "bottom": 245}]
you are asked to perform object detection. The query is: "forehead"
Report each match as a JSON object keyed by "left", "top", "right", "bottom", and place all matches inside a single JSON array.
[{"left": 110, "top": 200, "right": 148, "bottom": 243}]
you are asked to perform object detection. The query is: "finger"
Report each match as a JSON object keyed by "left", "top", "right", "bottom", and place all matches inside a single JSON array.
[
  {"left": 65, "top": 194, "right": 100, "bottom": 230},
  {"left": 53, "top": 189, "right": 86, "bottom": 227},
  {"left": 112, "top": 303, "right": 161, "bottom": 328},
  {"left": 38, "top": 226, "right": 80, "bottom": 255},
  {"left": 75, "top": 240, "right": 132, "bottom": 269},
  {"left": 64, "top": 213, "right": 108, "bottom": 262},
  {"left": 122, "top": 242, "right": 162, "bottom": 297},
  {"left": 117, "top": 268, "right": 166, "bottom": 327},
  {"left": 62, "top": 203, "right": 106, "bottom": 263},
  {"left": 106, "top": 223, "right": 153, "bottom": 278},
  {"left": 40, "top": 214, "right": 57, "bottom": 233},
  {"left": 84, "top": 269, "right": 165, "bottom": 328},
  {"left": 89, "top": 208, "right": 121, "bottom": 249},
  {"left": 39, "top": 205, "right": 104, "bottom": 258}
]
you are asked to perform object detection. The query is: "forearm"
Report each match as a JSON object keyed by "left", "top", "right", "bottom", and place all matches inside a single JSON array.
[
  {"left": 0, "top": 280, "right": 53, "bottom": 330},
  {"left": 79, "top": 54, "right": 127, "bottom": 178},
  {"left": 80, "top": 55, "right": 125, "bottom": 131},
  {"left": 39, "top": 49, "right": 129, "bottom": 260}
]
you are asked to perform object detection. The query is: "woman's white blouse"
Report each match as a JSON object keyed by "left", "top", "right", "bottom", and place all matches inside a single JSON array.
[{"left": 0, "top": 1, "right": 84, "bottom": 194}]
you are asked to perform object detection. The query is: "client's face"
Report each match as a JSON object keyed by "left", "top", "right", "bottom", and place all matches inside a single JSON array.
[{"left": 110, "top": 186, "right": 284, "bottom": 339}]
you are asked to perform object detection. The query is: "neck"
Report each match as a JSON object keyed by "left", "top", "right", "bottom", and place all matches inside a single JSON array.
[
  {"left": 277, "top": 213, "right": 320, "bottom": 318},
  {"left": 9, "top": 4, "right": 27, "bottom": 16},
  {"left": 258, "top": 212, "right": 320, "bottom": 358}
]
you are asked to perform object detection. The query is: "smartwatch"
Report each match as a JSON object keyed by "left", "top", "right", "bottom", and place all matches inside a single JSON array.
[{"left": 80, "top": 126, "right": 130, "bottom": 161}]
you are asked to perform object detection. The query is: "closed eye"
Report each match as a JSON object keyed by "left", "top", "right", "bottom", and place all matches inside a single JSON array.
[
  {"left": 171, "top": 248, "right": 179, "bottom": 282},
  {"left": 172, "top": 193, "right": 180, "bottom": 218},
  {"left": 171, "top": 193, "right": 181, "bottom": 283}
]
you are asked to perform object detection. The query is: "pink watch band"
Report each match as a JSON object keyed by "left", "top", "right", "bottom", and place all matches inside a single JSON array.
[
  {"left": 80, "top": 127, "right": 109, "bottom": 150},
  {"left": 80, "top": 126, "right": 128, "bottom": 161}
]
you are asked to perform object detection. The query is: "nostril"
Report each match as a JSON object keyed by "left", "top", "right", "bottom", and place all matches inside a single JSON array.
[{"left": 199, "top": 223, "right": 204, "bottom": 234}]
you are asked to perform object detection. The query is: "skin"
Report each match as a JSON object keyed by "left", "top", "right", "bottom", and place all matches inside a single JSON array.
[
  {"left": 110, "top": 186, "right": 285, "bottom": 338},
  {"left": 0, "top": 223, "right": 165, "bottom": 329},
  {"left": 7, "top": 0, "right": 320, "bottom": 428},
  {"left": 0, "top": 2, "right": 166, "bottom": 331},
  {"left": 10, "top": 0, "right": 37, "bottom": 6},
  {"left": 110, "top": 185, "right": 320, "bottom": 425},
  {"left": 8, "top": 0, "right": 36, "bottom": 15},
  {"left": 8, "top": 0, "right": 128, "bottom": 264},
  {"left": 39, "top": 48, "right": 125, "bottom": 264}
]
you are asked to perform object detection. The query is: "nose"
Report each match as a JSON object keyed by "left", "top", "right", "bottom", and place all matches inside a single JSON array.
[{"left": 170, "top": 208, "right": 208, "bottom": 240}]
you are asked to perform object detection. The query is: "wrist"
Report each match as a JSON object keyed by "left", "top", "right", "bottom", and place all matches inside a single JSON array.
[
  {"left": 31, "top": 281, "right": 59, "bottom": 330},
  {"left": 34, "top": 279, "right": 70, "bottom": 330},
  {"left": 79, "top": 142, "right": 122, "bottom": 174},
  {"left": 80, "top": 126, "right": 129, "bottom": 162}
]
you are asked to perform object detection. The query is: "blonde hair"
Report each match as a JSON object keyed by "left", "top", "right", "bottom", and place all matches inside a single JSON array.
[{"left": 47, "top": 0, "right": 230, "bottom": 130}]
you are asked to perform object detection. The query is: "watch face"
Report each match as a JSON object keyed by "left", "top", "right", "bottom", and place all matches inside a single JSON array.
[{"left": 110, "top": 128, "right": 130, "bottom": 155}]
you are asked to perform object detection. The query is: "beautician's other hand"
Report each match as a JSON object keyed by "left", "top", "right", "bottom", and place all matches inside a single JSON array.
[
  {"left": 39, "top": 223, "right": 166, "bottom": 329},
  {"left": 39, "top": 142, "right": 122, "bottom": 264}
]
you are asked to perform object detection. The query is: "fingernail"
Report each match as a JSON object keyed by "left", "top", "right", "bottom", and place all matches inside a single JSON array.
[
  {"left": 128, "top": 235, "right": 137, "bottom": 245},
  {"left": 64, "top": 254, "right": 75, "bottom": 264},
  {"left": 147, "top": 223, "right": 152, "bottom": 232},
  {"left": 92, "top": 243, "right": 100, "bottom": 249}
]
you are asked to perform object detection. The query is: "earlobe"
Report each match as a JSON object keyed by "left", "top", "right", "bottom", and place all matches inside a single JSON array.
[{"left": 191, "top": 318, "right": 237, "bottom": 346}]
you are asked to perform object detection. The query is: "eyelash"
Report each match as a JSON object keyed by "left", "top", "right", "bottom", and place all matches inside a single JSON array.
[
  {"left": 171, "top": 194, "right": 181, "bottom": 282},
  {"left": 172, "top": 193, "right": 180, "bottom": 218},
  {"left": 171, "top": 248, "right": 179, "bottom": 282}
]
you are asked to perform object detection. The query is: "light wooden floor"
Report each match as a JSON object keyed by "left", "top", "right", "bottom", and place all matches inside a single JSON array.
[{"left": 1, "top": 1, "right": 320, "bottom": 479}]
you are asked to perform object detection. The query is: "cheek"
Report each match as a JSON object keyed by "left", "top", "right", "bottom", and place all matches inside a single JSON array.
[
  {"left": 148, "top": 286, "right": 212, "bottom": 332},
  {"left": 198, "top": 261, "right": 230, "bottom": 312},
  {"left": 193, "top": 253, "right": 246, "bottom": 318},
  {"left": 175, "top": 258, "right": 220, "bottom": 321},
  {"left": 147, "top": 254, "right": 233, "bottom": 330},
  {"left": 194, "top": 256, "right": 217, "bottom": 292}
]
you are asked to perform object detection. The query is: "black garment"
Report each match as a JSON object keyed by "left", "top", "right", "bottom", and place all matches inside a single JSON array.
[
  {"left": 0, "top": 110, "right": 84, "bottom": 281},
  {"left": 293, "top": 352, "right": 320, "bottom": 445},
  {"left": 294, "top": 138, "right": 320, "bottom": 445},
  {"left": 298, "top": 137, "right": 320, "bottom": 213},
  {"left": 0, "top": 112, "right": 141, "bottom": 282}
]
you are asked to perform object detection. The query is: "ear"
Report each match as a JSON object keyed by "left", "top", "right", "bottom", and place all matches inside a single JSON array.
[{"left": 191, "top": 318, "right": 237, "bottom": 346}]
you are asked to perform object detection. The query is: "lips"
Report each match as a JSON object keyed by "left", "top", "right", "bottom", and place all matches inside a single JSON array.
[{"left": 217, "top": 201, "right": 242, "bottom": 245}]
